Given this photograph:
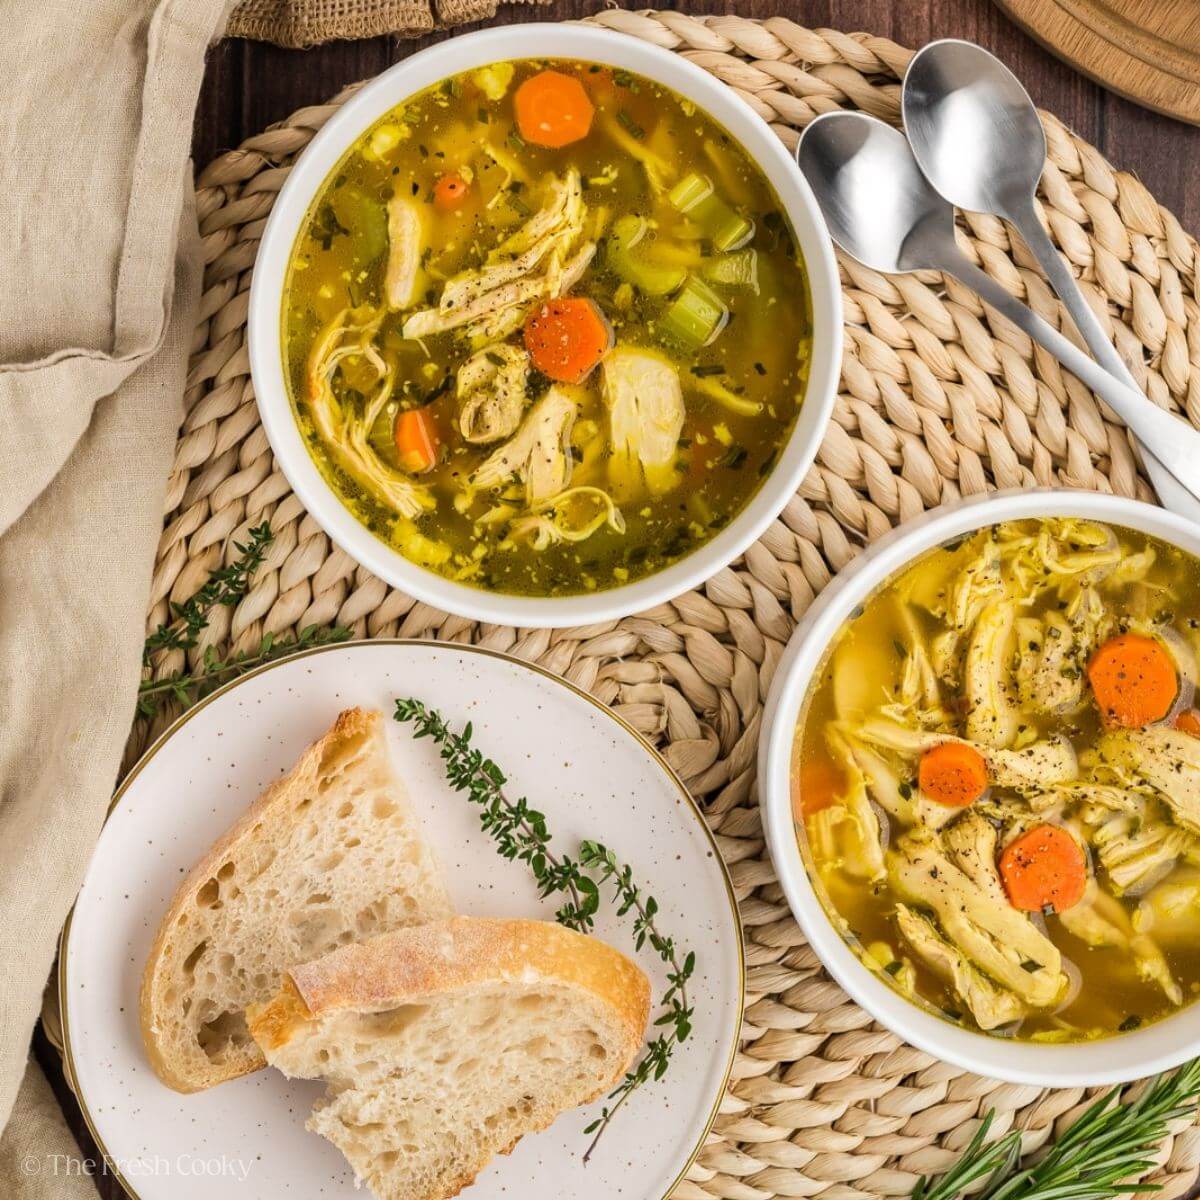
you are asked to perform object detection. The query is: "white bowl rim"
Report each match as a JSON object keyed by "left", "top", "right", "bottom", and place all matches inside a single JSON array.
[
  {"left": 247, "top": 22, "right": 842, "bottom": 629},
  {"left": 760, "top": 487, "right": 1200, "bottom": 1086}
]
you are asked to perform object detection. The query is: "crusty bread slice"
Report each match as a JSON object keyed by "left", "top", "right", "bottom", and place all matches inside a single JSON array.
[
  {"left": 140, "top": 707, "right": 451, "bottom": 1093},
  {"left": 247, "top": 917, "right": 650, "bottom": 1200}
]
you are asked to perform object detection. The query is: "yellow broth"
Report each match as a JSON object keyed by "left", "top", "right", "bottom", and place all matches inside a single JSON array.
[
  {"left": 282, "top": 58, "right": 812, "bottom": 596},
  {"left": 793, "top": 520, "right": 1200, "bottom": 1041}
]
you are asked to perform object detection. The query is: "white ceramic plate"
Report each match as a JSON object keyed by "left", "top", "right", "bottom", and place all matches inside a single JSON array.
[{"left": 60, "top": 641, "right": 742, "bottom": 1199}]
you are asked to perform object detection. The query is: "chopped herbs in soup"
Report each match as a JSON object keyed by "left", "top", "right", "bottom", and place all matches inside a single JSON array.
[
  {"left": 283, "top": 58, "right": 812, "bottom": 596},
  {"left": 794, "top": 519, "right": 1200, "bottom": 1041}
]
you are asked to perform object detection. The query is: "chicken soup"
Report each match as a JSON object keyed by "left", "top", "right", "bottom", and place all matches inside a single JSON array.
[
  {"left": 282, "top": 58, "right": 812, "bottom": 596},
  {"left": 794, "top": 518, "right": 1200, "bottom": 1041}
]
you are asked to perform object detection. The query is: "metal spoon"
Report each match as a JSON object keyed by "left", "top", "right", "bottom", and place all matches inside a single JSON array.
[
  {"left": 795, "top": 111, "right": 1200, "bottom": 509},
  {"left": 902, "top": 38, "right": 1198, "bottom": 517}
]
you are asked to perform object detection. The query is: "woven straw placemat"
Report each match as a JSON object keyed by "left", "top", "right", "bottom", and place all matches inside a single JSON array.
[{"left": 131, "top": 10, "right": 1200, "bottom": 1198}]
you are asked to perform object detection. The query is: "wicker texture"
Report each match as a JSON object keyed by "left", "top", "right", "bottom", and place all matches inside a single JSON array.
[{"left": 136, "top": 11, "right": 1200, "bottom": 1199}]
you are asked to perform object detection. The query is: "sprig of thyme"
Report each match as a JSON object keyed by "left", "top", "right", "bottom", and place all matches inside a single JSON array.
[
  {"left": 393, "top": 697, "right": 599, "bottom": 928},
  {"left": 913, "top": 1059, "right": 1200, "bottom": 1200},
  {"left": 138, "top": 624, "right": 351, "bottom": 717},
  {"left": 577, "top": 840, "right": 694, "bottom": 1161},
  {"left": 137, "top": 522, "right": 351, "bottom": 719},
  {"left": 393, "top": 698, "right": 696, "bottom": 1160},
  {"left": 143, "top": 523, "right": 274, "bottom": 663}
]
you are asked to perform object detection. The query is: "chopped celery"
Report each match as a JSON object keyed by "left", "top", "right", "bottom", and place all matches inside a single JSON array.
[
  {"left": 329, "top": 185, "right": 387, "bottom": 261},
  {"left": 667, "top": 172, "right": 714, "bottom": 211},
  {"left": 711, "top": 210, "right": 754, "bottom": 253},
  {"left": 667, "top": 172, "right": 756, "bottom": 252},
  {"left": 701, "top": 249, "right": 759, "bottom": 291},
  {"left": 660, "top": 276, "right": 728, "bottom": 349},
  {"left": 605, "top": 215, "right": 686, "bottom": 296}
]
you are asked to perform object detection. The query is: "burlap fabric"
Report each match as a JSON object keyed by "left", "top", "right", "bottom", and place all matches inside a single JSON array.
[
  {"left": 93, "top": 9, "right": 1200, "bottom": 1199},
  {"left": 227, "top": 0, "right": 546, "bottom": 45}
]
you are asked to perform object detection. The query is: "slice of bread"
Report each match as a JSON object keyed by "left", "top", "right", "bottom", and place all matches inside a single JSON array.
[
  {"left": 140, "top": 707, "right": 452, "bottom": 1093},
  {"left": 247, "top": 917, "right": 651, "bottom": 1200}
]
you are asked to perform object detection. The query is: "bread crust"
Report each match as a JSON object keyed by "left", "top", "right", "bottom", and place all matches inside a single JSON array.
[
  {"left": 248, "top": 916, "right": 651, "bottom": 1078},
  {"left": 140, "top": 708, "right": 436, "bottom": 1092}
]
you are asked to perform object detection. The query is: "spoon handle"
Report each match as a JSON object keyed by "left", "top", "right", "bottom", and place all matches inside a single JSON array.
[
  {"left": 949, "top": 253, "right": 1200, "bottom": 510},
  {"left": 1007, "top": 202, "right": 1200, "bottom": 519}
]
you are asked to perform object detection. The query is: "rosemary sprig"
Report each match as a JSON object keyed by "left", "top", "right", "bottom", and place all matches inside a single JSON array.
[
  {"left": 137, "top": 624, "right": 350, "bottom": 717},
  {"left": 912, "top": 1113, "right": 1020, "bottom": 1200},
  {"left": 913, "top": 1059, "right": 1200, "bottom": 1200},
  {"left": 392, "top": 698, "right": 695, "bottom": 1160},
  {"left": 143, "top": 523, "right": 274, "bottom": 663}
]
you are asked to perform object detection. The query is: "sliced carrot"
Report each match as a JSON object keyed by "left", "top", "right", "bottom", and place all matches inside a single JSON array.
[
  {"left": 514, "top": 69, "right": 595, "bottom": 148},
  {"left": 523, "top": 297, "right": 612, "bottom": 383},
  {"left": 1176, "top": 709, "right": 1200, "bottom": 737},
  {"left": 394, "top": 407, "right": 439, "bottom": 473},
  {"left": 433, "top": 172, "right": 470, "bottom": 212},
  {"left": 794, "top": 757, "right": 846, "bottom": 818},
  {"left": 998, "top": 824, "right": 1087, "bottom": 913},
  {"left": 1087, "top": 633, "right": 1177, "bottom": 729},
  {"left": 918, "top": 742, "right": 988, "bottom": 808}
]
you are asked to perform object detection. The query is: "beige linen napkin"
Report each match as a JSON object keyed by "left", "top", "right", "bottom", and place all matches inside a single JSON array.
[{"left": 0, "top": 0, "right": 230, "bottom": 1188}]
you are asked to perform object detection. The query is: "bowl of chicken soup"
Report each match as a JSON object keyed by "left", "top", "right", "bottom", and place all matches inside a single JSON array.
[
  {"left": 248, "top": 24, "right": 840, "bottom": 627},
  {"left": 761, "top": 489, "right": 1200, "bottom": 1084}
]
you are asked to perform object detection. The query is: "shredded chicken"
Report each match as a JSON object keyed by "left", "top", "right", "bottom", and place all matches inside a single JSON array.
[
  {"left": 1097, "top": 725, "right": 1200, "bottom": 836},
  {"left": 305, "top": 309, "right": 432, "bottom": 519},
  {"left": 888, "top": 827, "right": 1067, "bottom": 1009},
  {"left": 455, "top": 344, "right": 530, "bottom": 444},
  {"left": 1060, "top": 881, "right": 1180, "bottom": 1003},
  {"left": 384, "top": 195, "right": 425, "bottom": 309},
  {"left": 896, "top": 904, "right": 1025, "bottom": 1030},
  {"left": 470, "top": 387, "right": 577, "bottom": 506},
  {"left": 964, "top": 601, "right": 1020, "bottom": 748},
  {"left": 601, "top": 347, "right": 684, "bottom": 500},
  {"left": 509, "top": 486, "right": 625, "bottom": 551},
  {"left": 402, "top": 170, "right": 593, "bottom": 340}
]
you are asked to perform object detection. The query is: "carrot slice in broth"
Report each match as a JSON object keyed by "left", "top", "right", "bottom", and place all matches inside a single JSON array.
[
  {"left": 1087, "top": 633, "right": 1177, "bottom": 729},
  {"left": 514, "top": 70, "right": 595, "bottom": 148},
  {"left": 998, "top": 824, "right": 1087, "bottom": 913},
  {"left": 918, "top": 742, "right": 988, "bottom": 808}
]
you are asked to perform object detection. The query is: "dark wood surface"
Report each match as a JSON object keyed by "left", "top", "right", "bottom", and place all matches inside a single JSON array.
[{"left": 39, "top": 2, "right": 1200, "bottom": 1196}]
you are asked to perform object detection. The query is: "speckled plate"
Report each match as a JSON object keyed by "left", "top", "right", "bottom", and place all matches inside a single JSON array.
[{"left": 59, "top": 641, "right": 742, "bottom": 1200}]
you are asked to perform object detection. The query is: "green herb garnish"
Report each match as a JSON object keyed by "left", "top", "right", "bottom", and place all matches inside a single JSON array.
[
  {"left": 616, "top": 110, "right": 645, "bottom": 140},
  {"left": 138, "top": 625, "right": 350, "bottom": 718},
  {"left": 392, "top": 698, "right": 695, "bottom": 1162},
  {"left": 911, "top": 1059, "right": 1200, "bottom": 1200},
  {"left": 143, "top": 523, "right": 274, "bottom": 662}
]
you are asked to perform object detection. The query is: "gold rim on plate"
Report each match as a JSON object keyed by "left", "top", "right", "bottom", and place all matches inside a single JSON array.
[{"left": 57, "top": 639, "right": 745, "bottom": 1200}]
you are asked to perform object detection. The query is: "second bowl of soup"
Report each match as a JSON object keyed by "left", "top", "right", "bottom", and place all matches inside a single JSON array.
[
  {"left": 761, "top": 490, "right": 1200, "bottom": 1085},
  {"left": 248, "top": 24, "right": 840, "bottom": 627}
]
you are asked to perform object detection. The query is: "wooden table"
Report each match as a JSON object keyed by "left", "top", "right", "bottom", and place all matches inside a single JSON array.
[{"left": 40, "top": 1, "right": 1200, "bottom": 1195}]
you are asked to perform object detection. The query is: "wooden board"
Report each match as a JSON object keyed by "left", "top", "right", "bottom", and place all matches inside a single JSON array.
[{"left": 993, "top": 0, "right": 1200, "bottom": 125}]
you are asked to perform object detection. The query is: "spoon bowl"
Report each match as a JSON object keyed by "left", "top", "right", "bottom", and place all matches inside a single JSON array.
[
  {"left": 901, "top": 38, "right": 1200, "bottom": 521},
  {"left": 903, "top": 38, "right": 1046, "bottom": 218},
  {"left": 795, "top": 111, "right": 954, "bottom": 275},
  {"left": 795, "top": 106, "right": 1200, "bottom": 510}
]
